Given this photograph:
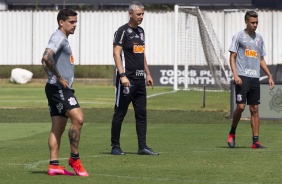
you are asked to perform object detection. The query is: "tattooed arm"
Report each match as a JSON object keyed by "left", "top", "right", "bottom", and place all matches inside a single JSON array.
[{"left": 41, "top": 48, "right": 69, "bottom": 88}]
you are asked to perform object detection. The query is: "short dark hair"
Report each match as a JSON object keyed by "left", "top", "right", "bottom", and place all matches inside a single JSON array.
[
  {"left": 57, "top": 9, "right": 77, "bottom": 25},
  {"left": 245, "top": 11, "right": 258, "bottom": 21}
]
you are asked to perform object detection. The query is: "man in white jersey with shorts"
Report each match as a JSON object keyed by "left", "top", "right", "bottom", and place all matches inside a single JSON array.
[
  {"left": 227, "top": 11, "right": 274, "bottom": 149},
  {"left": 41, "top": 9, "right": 88, "bottom": 176}
]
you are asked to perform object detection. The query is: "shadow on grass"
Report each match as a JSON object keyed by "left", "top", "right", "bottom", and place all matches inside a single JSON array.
[
  {"left": 216, "top": 146, "right": 249, "bottom": 149},
  {"left": 100, "top": 151, "right": 138, "bottom": 155},
  {"left": 30, "top": 171, "right": 47, "bottom": 175}
]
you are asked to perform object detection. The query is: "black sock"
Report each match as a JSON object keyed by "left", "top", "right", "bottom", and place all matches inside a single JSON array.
[
  {"left": 50, "top": 160, "right": 59, "bottom": 166},
  {"left": 229, "top": 126, "right": 237, "bottom": 134},
  {"left": 253, "top": 136, "right": 259, "bottom": 144},
  {"left": 71, "top": 153, "right": 80, "bottom": 160}
]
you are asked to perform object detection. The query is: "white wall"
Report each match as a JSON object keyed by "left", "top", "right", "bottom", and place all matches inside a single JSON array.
[
  {"left": 0, "top": 2, "right": 7, "bottom": 10},
  {"left": 0, "top": 10, "right": 281, "bottom": 66},
  {"left": 207, "top": 9, "right": 280, "bottom": 65}
]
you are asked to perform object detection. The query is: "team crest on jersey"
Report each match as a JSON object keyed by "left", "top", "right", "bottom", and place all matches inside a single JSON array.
[
  {"left": 70, "top": 54, "right": 74, "bottom": 64},
  {"left": 237, "top": 94, "right": 242, "bottom": 102},
  {"left": 127, "top": 28, "right": 133, "bottom": 33}
]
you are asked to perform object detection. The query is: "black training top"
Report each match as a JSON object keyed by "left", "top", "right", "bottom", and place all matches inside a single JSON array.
[{"left": 113, "top": 23, "right": 145, "bottom": 79}]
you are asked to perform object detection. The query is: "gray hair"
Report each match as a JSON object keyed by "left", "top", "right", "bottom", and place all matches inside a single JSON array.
[{"left": 129, "top": 1, "right": 144, "bottom": 12}]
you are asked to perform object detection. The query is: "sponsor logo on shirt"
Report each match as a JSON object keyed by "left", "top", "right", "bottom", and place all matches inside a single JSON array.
[
  {"left": 136, "top": 70, "right": 145, "bottom": 76},
  {"left": 245, "top": 49, "right": 258, "bottom": 58},
  {"left": 133, "top": 45, "right": 144, "bottom": 53},
  {"left": 70, "top": 54, "right": 74, "bottom": 64},
  {"left": 244, "top": 68, "right": 257, "bottom": 76}
]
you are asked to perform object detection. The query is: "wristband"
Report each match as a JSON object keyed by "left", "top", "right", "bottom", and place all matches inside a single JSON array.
[{"left": 120, "top": 73, "right": 126, "bottom": 77}]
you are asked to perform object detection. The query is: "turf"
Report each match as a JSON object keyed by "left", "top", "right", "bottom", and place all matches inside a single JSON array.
[{"left": 0, "top": 82, "right": 281, "bottom": 183}]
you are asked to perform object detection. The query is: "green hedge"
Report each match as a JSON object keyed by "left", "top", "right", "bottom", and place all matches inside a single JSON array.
[{"left": 0, "top": 65, "right": 114, "bottom": 78}]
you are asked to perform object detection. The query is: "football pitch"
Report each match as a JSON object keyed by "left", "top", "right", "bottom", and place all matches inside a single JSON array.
[{"left": 0, "top": 81, "right": 281, "bottom": 184}]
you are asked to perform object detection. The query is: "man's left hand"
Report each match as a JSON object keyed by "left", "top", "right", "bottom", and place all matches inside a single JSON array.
[{"left": 146, "top": 74, "right": 154, "bottom": 89}]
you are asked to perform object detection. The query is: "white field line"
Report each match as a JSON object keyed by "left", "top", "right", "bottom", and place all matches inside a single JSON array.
[
  {"left": 23, "top": 156, "right": 209, "bottom": 183},
  {"left": 23, "top": 155, "right": 111, "bottom": 169},
  {"left": 0, "top": 91, "right": 177, "bottom": 106},
  {"left": 147, "top": 90, "right": 177, "bottom": 98}
]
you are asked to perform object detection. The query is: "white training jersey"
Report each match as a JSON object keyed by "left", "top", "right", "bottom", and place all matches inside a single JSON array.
[
  {"left": 46, "top": 29, "right": 75, "bottom": 88},
  {"left": 229, "top": 29, "right": 266, "bottom": 78}
]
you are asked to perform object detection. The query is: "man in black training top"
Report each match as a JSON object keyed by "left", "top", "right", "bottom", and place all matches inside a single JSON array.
[{"left": 111, "top": 1, "right": 159, "bottom": 155}]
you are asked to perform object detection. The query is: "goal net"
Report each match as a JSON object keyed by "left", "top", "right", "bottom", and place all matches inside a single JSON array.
[{"left": 174, "top": 5, "right": 231, "bottom": 90}]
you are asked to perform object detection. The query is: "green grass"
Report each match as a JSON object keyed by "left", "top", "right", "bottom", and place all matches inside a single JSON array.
[{"left": 0, "top": 81, "right": 281, "bottom": 183}]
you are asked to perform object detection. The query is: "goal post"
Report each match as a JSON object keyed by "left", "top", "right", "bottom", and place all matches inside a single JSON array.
[
  {"left": 174, "top": 5, "right": 231, "bottom": 91},
  {"left": 174, "top": 4, "right": 179, "bottom": 91}
]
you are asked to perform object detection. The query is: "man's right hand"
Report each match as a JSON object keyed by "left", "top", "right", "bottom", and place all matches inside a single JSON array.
[
  {"left": 120, "top": 76, "right": 130, "bottom": 87},
  {"left": 58, "top": 77, "right": 70, "bottom": 88},
  {"left": 234, "top": 75, "right": 242, "bottom": 86}
]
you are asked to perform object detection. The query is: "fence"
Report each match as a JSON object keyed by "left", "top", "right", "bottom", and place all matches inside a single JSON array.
[{"left": 0, "top": 9, "right": 282, "bottom": 66}]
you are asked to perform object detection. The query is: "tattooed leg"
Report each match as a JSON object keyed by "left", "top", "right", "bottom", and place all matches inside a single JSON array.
[
  {"left": 66, "top": 108, "right": 84, "bottom": 154},
  {"left": 68, "top": 129, "right": 80, "bottom": 151}
]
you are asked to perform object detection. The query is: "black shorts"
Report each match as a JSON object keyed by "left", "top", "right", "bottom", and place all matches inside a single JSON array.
[
  {"left": 235, "top": 76, "right": 260, "bottom": 105},
  {"left": 45, "top": 83, "right": 80, "bottom": 117}
]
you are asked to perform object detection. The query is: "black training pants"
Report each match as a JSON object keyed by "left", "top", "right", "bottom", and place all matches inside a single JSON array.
[{"left": 111, "top": 78, "right": 147, "bottom": 149}]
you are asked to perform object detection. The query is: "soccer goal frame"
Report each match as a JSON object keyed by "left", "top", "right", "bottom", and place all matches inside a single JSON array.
[{"left": 173, "top": 5, "right": 231, "bottom": 91}]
